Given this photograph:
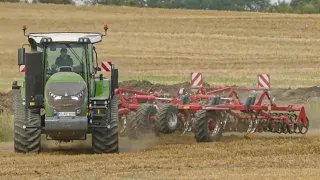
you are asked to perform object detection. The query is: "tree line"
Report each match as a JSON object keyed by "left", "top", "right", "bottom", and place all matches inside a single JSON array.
[
  {"left": 269, "top": 0, "right": 320, "bottom": 13},
  {"left": 1, "top": 0, "right": 320, "bottom": 14}
]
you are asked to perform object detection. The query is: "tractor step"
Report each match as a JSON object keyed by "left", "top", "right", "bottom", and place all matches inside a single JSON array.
[
  {"left": 89, "top": 97, "right": 109, "bottom": 110},
  {"left": 22, "top": 125, "right": 41, "bottom": 129},
  {"left": 90, "top": 105, "right": 108, "bottom": 109},
  {"left": 93, "top": 114, "right": 107, "bottom": 118},
  {"left": 89, "top": 119, "right": 110, "bottom": 128},
  {"left": 90, "top": 97, "right": 109, "bottom": 101},
  {"left": 90, "top": 98, "right": 109, "bottom": 105},
  {"left": 92, "top": 114, "right": 107, "bottom": 120},
  {"left": 88, "top": 125, "right": 109, "bottom": 128}
]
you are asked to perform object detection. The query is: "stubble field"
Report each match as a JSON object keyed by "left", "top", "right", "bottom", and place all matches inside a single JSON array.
[{"left": 1, "top": 2, "right": 320, "bottom": 180}]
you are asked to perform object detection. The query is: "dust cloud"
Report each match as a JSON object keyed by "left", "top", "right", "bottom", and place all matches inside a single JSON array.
[{"left": 0, "top": 134, "right": 160, "bottom": 154}]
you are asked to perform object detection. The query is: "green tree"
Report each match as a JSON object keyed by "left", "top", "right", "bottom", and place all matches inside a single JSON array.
[
  {"left": 310, "top": 0, "right": 320, "bottom": 12},
  {"left": 169, "top": 0, "right": 186, "bottom": 9},
  {"left": 290, "top": 0, "right": 310, "bottom": 8},
  {"left": 184, "top": 0, "right": 202, "bottom": 9},
  {"left": 0, "top": 0, "right": 20, "bottom": 2},
  {"left": 37, "top": 0, "right": 74, "bottom": 4},
  {"left": 268, "top": 1, "right": 294, "bottom": 13},
  {"left": 302, "top": 3, "right": 316, "bottom": 13},
  {"left": 244, "top": 0, "right": 270, "bottom": 12}
]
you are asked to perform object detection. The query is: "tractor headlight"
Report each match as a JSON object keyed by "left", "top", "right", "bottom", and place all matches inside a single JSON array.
[
  {"left": 71, "top": 90, "right": 84, "bottom": 101},
  {"left": 49, "top": 92, "right": 62, "bottom": 100}
]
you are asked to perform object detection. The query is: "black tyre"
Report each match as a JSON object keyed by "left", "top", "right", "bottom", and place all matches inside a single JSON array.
[
  {"left": 13, "top": 90, "right": 41, "bottom": 153},
  {"left": 118, "top": 116, "right": 126, "bottom": 137},
  {"left": 92, "top": 95, "right": 119, "bottom": 154},
  {"left": 193, "top": 110, "right": 223, "bottom": 142},
  {"left": 155, "top": 104, "right": 179, "bottom": 134},
  {"left": 298, "top": 116, "right": 309, "bottom": 134},
  {"left": 126, "top": 111, "right": 139, "bottom": 140},
  {"left": 135, "top": 104, "right": 158, "bottom": 135}
]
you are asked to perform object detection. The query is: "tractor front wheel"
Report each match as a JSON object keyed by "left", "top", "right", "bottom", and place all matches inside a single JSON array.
[{"left": 92, "top": 95, "right": 119, "bottom": 154}]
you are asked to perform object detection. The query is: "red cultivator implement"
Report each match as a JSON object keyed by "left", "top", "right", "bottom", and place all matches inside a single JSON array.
[{"left": 115, "top": 84, "right": 309, "bottom": 142}]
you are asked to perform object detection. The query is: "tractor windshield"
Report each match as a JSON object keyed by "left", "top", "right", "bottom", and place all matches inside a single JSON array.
[{"left": 45, "top": 43, "right": 87, "bottom": 79}]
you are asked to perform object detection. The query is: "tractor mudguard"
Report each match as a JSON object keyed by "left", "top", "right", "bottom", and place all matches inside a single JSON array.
[{"left": 95, "top": 77, "right": 110, "bottom": 97}]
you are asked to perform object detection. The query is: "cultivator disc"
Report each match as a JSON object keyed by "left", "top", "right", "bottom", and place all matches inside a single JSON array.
[{"left": 178, "top": 110, "right": 195, "bottom": 135}]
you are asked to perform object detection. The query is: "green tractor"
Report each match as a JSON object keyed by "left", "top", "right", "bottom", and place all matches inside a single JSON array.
[{"left": 12, "top": 24, "right": 119, "bottom": 154}]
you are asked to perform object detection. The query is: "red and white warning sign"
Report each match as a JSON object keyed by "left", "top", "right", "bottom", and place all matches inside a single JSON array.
[
  {"left": 19, "top": 65, "right": 25, "bottom": 72},
  {"left": 191, "top": 72, "right": 203, "bottom": 88},
  {"left": 100, "top": 61, "right": 112, "bottom": 72},
  {"left": 257, "top": 74, "right": 270, "bottom": 89}
]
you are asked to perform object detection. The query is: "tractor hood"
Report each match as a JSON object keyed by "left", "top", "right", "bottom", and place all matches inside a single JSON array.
[
  {"left": 45, "top": 72, "right": 88, "bottom": 116},
  {"left": 46, "top": 72, "right": 87, "bottom": 96}
]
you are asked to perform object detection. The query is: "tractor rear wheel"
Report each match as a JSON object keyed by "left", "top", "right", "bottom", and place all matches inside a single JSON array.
[
  {"left": 155, "top": 104, "right": 179, "bottom": 134},
  {"left": 92, "top": 95, "right": 119, "bottom": 154},
  {"left": 136, "top": 104, "right": 158, "bottom": 137},
  {"left": 13, "top": 90, "right": 41, "bottom": 153},
  {"left": 193, "top": 110, "right": 223, "bottom": 142}
]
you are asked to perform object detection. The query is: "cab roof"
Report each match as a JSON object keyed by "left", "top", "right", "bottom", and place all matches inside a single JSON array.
[{"left": 28, "top": 32, "right": 103, "bottom": 44}]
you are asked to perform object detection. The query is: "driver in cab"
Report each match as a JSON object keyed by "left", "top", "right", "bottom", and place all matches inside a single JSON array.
[{"left": 55, "top": 48, "right": 73, "bottom": 67}]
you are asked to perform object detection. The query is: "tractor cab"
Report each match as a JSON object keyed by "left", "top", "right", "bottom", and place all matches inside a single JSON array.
[
  {"left": 15, "top": 25, "right": 114, "bottom": 105},
  {"left": 24, "top": 31, "right": 105, "bottom": 82},
  {"left": 45, "top": 43, "right": 87, "bottom": 80}
]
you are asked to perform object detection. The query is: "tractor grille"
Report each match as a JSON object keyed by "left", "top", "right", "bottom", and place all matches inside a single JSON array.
[
  {"left": 46, "top": 82, "right": 87, "bottom": 112},
  {"left": 48, "top": 97, "right": 85, "bottom": 112}
]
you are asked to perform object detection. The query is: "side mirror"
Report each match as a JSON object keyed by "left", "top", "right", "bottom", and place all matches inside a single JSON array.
[
  {"left": 18, "top": 48, "right": 25, "bottom": 65},
  {"left": 12, "top": 81, "right": 21, "bottom": 90}
]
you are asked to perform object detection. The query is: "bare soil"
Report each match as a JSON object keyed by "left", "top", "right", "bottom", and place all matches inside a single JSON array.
[{"left": 1, "top": 133, "right": 320, "bottom": 179}]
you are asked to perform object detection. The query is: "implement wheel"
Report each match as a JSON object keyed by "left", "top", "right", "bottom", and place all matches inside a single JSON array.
[
  {"left": 155, "top": 104, "right": 179, "bottom": 134},
  {"left": 298, "top": 117, "right": 309, "bottom": 134},
  {"left": 193, "top": 110, "right": 223, "bottom": 142},
  {"left": 126, "top": 111, "right": 139, "bottom": 140},
  {"left": 135, "top": 104, "right": 158, "bottom": 136}
]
